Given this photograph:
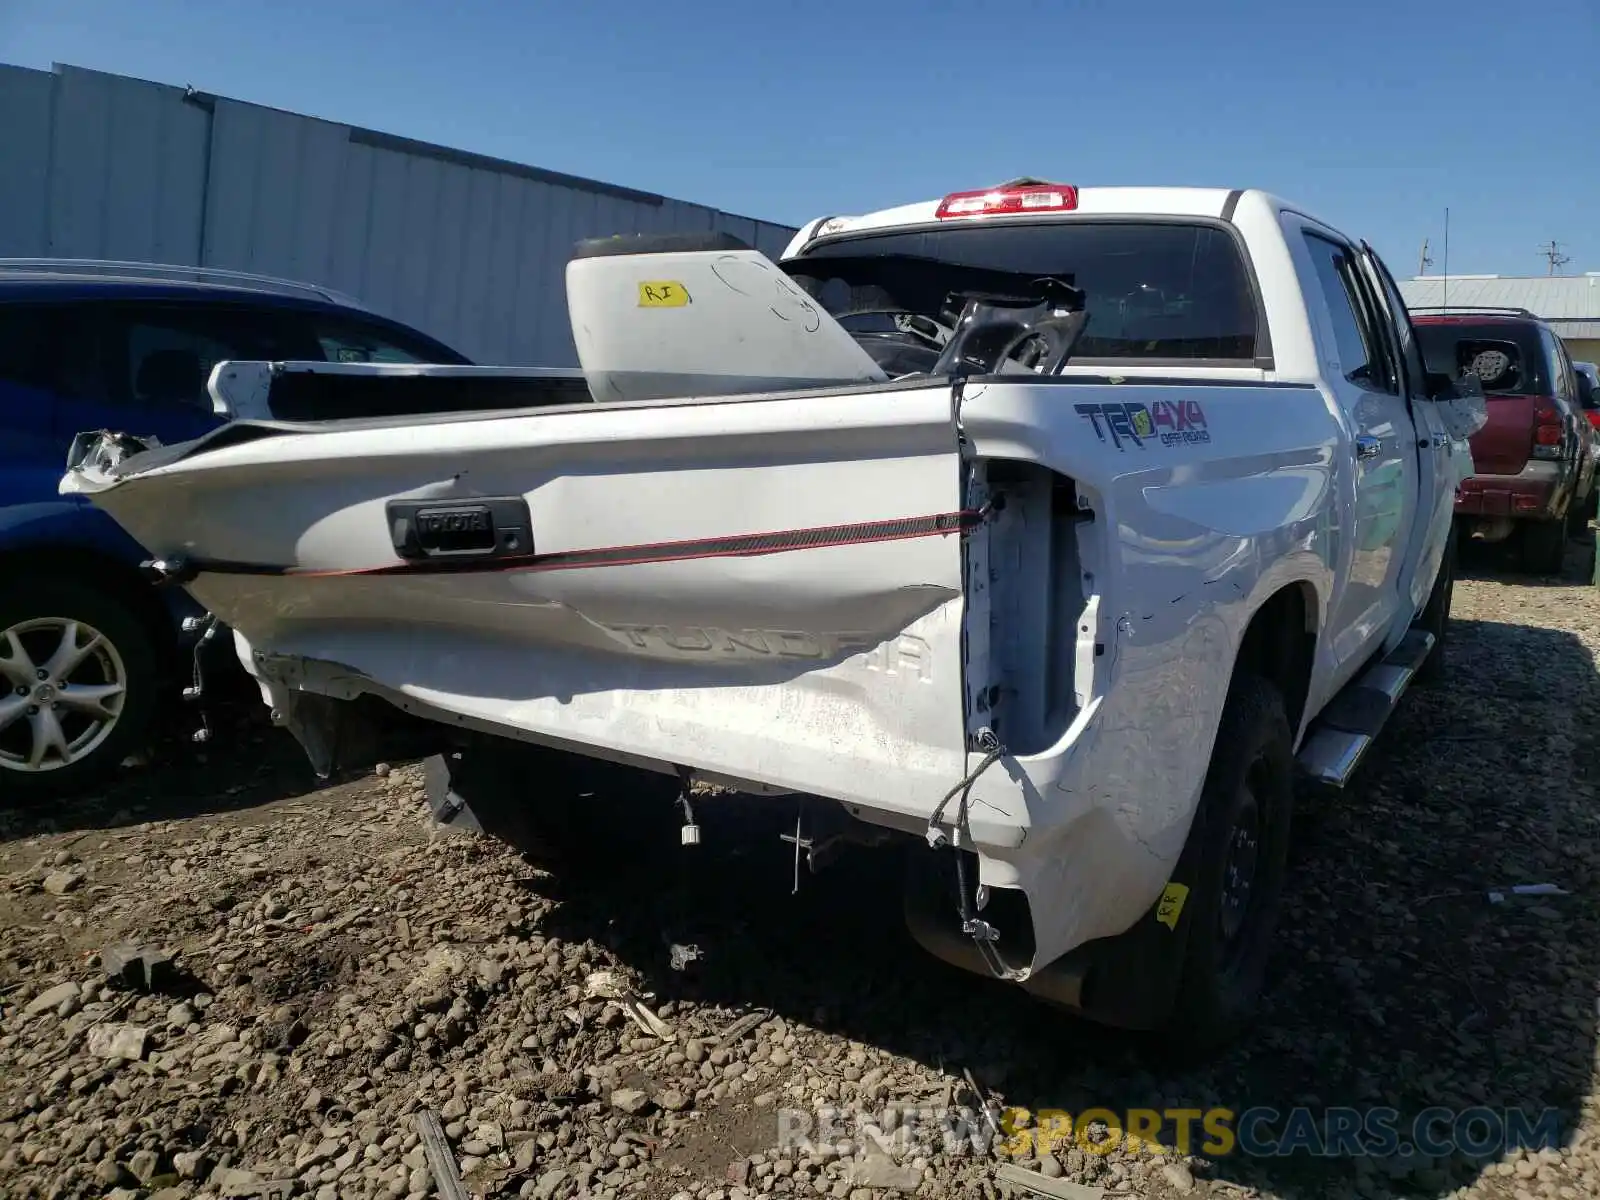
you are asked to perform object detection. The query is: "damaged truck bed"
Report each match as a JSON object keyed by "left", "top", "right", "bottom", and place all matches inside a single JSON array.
[{"left": 60, "top": 183, "right": 1485, "bottom": 1052}]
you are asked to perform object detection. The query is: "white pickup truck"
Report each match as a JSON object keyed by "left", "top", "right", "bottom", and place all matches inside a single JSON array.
[{"left": 61, "top": 181, "right": 1486, "bottom": 1051}]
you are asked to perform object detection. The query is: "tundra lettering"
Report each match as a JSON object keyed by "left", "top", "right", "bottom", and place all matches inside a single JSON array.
[{"left": 599, "top": 623, "right": 880, "bottom": 661}]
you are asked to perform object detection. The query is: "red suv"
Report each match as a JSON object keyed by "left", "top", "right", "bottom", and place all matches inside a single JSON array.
[{"left": 1412, "top": 306, "right": 1597, "bottom": 573}]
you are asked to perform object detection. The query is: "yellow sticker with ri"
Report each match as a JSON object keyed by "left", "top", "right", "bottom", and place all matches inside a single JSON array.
[
  {"left": 1155, "top": 882, "right": 1189, "bottom": 931},
  {"left": 638, "top": 281, "right": 690, "bottom": 308}
]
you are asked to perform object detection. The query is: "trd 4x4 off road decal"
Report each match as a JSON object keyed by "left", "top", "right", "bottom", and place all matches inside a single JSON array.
[{"left": 1075, "top": 399, "right": 1211, "bottom": 450}]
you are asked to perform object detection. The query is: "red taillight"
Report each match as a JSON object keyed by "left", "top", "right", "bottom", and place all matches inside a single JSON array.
[
  {"left": 935, "top": 181, "right": 1079, "bottom": 219},
  {"left": 1531, "top": 404, "right": 1564, "bottom": 460},
  {"left": 1534, "top": 406, "right": 1561, "bottom": 444},
  {"left": 1587, "top": 411, "right": 1600, "bottom": 432}
]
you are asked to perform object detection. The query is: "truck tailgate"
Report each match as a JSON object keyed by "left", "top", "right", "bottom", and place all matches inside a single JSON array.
[{"left": 62, "top": 384, "right": 975, "bottom": 815}]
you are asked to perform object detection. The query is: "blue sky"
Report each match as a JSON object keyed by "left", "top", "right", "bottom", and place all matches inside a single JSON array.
[{"left": 3, "top": 0, "right": 1596, "bottom": 278}]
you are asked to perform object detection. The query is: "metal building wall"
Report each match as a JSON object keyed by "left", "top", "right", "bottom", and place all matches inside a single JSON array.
[{"left": 0, "top": 62, "right": 799, "bottom": 365}]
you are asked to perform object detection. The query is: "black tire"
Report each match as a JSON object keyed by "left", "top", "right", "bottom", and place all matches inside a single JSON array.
[
  {"left": 1414, "top": 522, "right": 1456, "bottom": 685},
  {"left": 1571, "top": 487, "right": 1597, "bottom": 536},
  {"left": 1568, "top": 492, "right": 1590, "bottom": 537},
  {"left": 1519, "top": 518, "right": 1566, "bottom": 575},
  {"left": 1160, "top": 674, "right": 1294, "bottom": 1054},
  {"left": 0, "top": 577, "right": 160, "bottom": 802}
]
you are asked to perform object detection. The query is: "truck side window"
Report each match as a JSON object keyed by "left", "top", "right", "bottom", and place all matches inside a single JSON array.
[
  {"left": 1303, "top": 234, "right": 1397, "bottom": 394},
  {"left": 1343, "top": 265, "right": 1401, "bottom": 395},
  {"left": 1364, "top": 248, "right": 1426, "bottom": 396}
]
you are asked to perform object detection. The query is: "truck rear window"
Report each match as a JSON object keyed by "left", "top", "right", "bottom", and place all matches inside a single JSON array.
[{"left": 786, "top": 221, "right": 1261, "bottom": 364}]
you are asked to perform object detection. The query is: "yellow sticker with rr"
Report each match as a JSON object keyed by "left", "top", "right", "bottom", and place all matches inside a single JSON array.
[
  {"left": 1155, "top": 882, "right": 1189, "bottom": 931},
  {"left": 638, "top": 281, "right": 690, "bottom": 307}
]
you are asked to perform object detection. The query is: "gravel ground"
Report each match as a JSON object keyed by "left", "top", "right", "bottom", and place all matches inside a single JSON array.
[{"left": 1, "top": 538, "right": 1597, "bottom": 1200}]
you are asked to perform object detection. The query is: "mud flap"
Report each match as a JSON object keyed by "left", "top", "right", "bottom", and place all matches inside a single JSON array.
[
  {"left": 422, "top": 752, "right": 479, "bottom": 835},
  {"left": 274, "top": 690, "right": 448, "bottom": 782},
  {"left": 903, "top": 823, "right": 1206, "bottom": 1030},
  {"left": 421, "top": 738, "right": 678, "bottom": 853},
  {"left": 421, "top": 742, "right": 582, "bottom": 850},
  {"left": 1066, "top": 814, "right": 1210, "bottom": 1031}
]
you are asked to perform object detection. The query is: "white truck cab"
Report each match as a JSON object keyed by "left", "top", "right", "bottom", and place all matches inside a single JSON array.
[{"left": 62, "top": 179, "right": 1486, "bottom": 1051}]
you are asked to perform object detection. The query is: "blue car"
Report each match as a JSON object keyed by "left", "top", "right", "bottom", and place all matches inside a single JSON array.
[{"left": 0, "top": 260, "right": 470, "bottom": 799}]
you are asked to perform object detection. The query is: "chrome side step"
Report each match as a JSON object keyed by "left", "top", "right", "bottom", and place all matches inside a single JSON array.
[{"left": 1296, "top": 629, "right": 1434, "bottom": 788}]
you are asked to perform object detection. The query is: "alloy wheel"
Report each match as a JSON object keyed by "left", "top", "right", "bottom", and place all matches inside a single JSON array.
[{"left": 0, "top": 618, "right": 129, "bottom": 774}]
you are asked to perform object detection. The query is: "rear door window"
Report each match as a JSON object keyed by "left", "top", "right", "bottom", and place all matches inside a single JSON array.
[
  {"left": 0, "top": 305, "right": 53, "bottom": 395},
  {"left": 100, "top": 303, "right": 303, "bottom": 413},
  {"left": 787, "top": 221, "right": 1262, "bottom": 364},
  {"left": 1543, "top": 328, "right": 1575, "bottom": 406},
  {"left": 0, "top": 303, "right": 106, "bottom": 402},
  {"left": 0, "top": 302, "right": 110, "bottom": 412}
]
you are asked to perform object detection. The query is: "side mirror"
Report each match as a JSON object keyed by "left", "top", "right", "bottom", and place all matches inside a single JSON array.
[{"left": 1577, "top": 375, "right": 1597, "bottom": 410}]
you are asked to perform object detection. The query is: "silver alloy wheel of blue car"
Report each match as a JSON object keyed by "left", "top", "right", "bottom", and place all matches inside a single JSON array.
[{"left": 0, "top": 617, "right": 129, "bottom": 774}]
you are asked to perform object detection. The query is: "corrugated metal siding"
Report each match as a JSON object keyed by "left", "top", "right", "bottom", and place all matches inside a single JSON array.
[
  {"left": 1399, "top": 275, "right": 1600, "bottom": 321},
  {"left": 0, "top": 66, "right": 54, "bottom": 252},
  {"left": 0, "top": 62, "right": 798, "bottom": 365},
  {"left": 1550, "top": 322, "right": 1600, "bottom": 340},
  {"left": 45, "top": 65, "right": 212, "bottom": 265}
]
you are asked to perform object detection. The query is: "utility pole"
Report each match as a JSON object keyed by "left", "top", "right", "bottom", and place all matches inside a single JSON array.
[
  {"left": 1441, "top": 208, "right": 1449, "bottom": 312},
  {"left": 1418, "top": 238, "right": 1432, "bottom": 275},
  {"left": 1540, "top": 240, "right": 1571, "bottom": 275}
]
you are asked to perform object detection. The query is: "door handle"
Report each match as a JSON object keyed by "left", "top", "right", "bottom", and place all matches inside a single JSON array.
[{"left": 1355, "top": 435, "right": 1381, "bottom": 460}]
